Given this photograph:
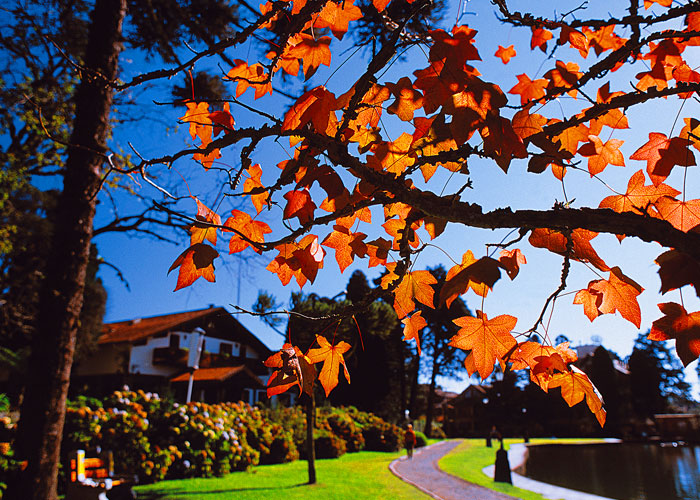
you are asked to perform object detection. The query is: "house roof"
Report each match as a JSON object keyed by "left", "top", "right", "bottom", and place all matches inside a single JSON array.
[
  {"left": 170, "top": 365, "right": 263, "bottom": 385},
  {"left": 98, "top": 306, "right": 273, "bottom": 358}
]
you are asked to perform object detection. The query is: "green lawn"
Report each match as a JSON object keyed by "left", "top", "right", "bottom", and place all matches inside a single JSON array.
[
  {"left": 439, "top": 438, "right": 604, "bottom": 500},
  {"left": 134, "top": 451, "right": 430, "bottom": 500}
]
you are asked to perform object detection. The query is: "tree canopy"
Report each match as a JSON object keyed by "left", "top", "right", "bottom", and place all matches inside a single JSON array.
[{"left": 147, "top": 0, "right": 700, "bottom": 427}]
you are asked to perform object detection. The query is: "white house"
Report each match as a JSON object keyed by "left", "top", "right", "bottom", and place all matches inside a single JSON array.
[{"left": 72, "top": 306, "right": 273, "bottom": 405}]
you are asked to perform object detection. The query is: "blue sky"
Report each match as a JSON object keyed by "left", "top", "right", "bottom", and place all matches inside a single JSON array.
[{"left": 92, "top": 0, "right": 700, "bottom": 396}]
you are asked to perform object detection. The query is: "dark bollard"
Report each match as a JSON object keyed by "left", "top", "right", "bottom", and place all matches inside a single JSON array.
[
  {"left": 486, "top": 436, "right": 492, "bottom": 447},
  {"left": 494, "top": 442, "right": 512, "bottom": 484}
]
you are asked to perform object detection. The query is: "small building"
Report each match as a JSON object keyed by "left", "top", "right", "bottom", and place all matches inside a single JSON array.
[
  {"left": 442, "top": 384, "right": 490, "bottom": 437},
  {"left": 72, "top": 306, "right": 273, "bottom": 405}
]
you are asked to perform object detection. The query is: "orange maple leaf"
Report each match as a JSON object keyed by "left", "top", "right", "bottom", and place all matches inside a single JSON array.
[
  {"left": 313, "top": 0, "right": 362, "bottom": 40},
  {"left": 554, "top": 123, "right": 590, "bottom": 155},
  {"left": 306, "top": 335, "right": 351, "bottom": 396},
  {"left": 440, "top": 251, "right": 502, "bottom": 305},
  {"left": 209, "top": 102, "right": 235, "bottom": 137},
  {"left": 370, "top": 132, "right": 416, "bottom": 175},
  {"left": 168, "top": 243, "right": 219, "bottom": 291},
  {"left": 226, "top": 60, "right": 272, "bottom": 99},
  {"left": 189, "top": 198, "right": 221, "bottom": 246},
  {"left": 544, "top": 60, "right": 582, "bottom": 97},
  {"left": 480, "top": 115, "right": 528, "bottom": 172},
  {"left": 267, "top": 235, "right": 325, "bottom": 288},
  {"left": 649, "top": 302, "right": 700, "bottom": 366},
  {"left": 599, "top": 170, "right": 679, "bottom": 217},
  {"left": 449, "top": 311, "right": 518, "bottom": 379},
  {"left": 529, "top": 228, "right": 609, "bottom": 272},
  {"left": 512, "top": 107, "right": 547, "bottom": 141},
  {"left": 282, "top": 86, "right": 338, "bottom": 135},
  {"left": 265, "top": 344, "right": 315, "bottom": 397},
  {"left": 654, "top": 196, "right": 700, "bottom": 232},
  {"left": 380, "top": 267, "right": 437, "bottom": 318},
  {"left": 509, "top": 74, "right": 548, "bottom": 105},
  {"left": 386, "top": 77, "right": 425, "bottom": 121},
  {"left": 223, "top": 209, "right": 271, "bottom": 254},
  {"left": 573, "top": 266, "right": 644, "bottom": 327},
  {"left": 549, "top": 367, "right": 606, "bottom": 427},
  {"left": 428, "top": 25, "right": 481, "bottom": 67},
  {"left": 644, "top": 0, "right": 672, "bottom": 9},
  {"left": 531, "top": 26, "right": 553, "bottom": 52},
  {"left": 321, "top": 225, "right": 367, "bottom": 272},
  {"left": 495, "top": 45, "right": 516, "bottom": 64},
  {"left": 630, "top": 132, "right": 696, "bottom": 186},
  {"left": 243, "top": 163, "right": 269, "bottom": 214},
  {"left": 180, "top": 102, "right": 212, "bottom": 145},
  {"left": 285, "top": 33, "right": 332, "bottom": 80},
  {"left": 402, "top": 311, "right": 427, "bottom": 355},
  {"left": 577, "top": 135, "right": 625, "bottom": 176}
]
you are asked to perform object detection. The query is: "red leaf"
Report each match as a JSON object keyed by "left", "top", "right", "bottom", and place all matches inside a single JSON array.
[
  {"left": 549, "top": 367, "right": 606, "bottom": 427},
  {"left": 498, "top": 249, "right": 527, "bottom": 280},
  {"left": 189, "top": 198, "right": 221, "bottom": 246},
  {"left": 282, "top": 86, "right": 338, "bottom": 135},
  {"left": 599, "top": 170, "right": 679, "bottom": 217},
  {"left": 509, "top": 74, "right": 548, "bottom": 105},
  {"left": 168, "top": 243, "right": 219, "bottom": 291},
  {"left": 380, "top": 267, "right": 437, "bottom": 318},
  {"left": 577, "top": 135, "right": 625, "bottom": 176},
  {"left": 283, "top": 189, "right": 317, "bottom": 225},
  {"left": 531, "top": 26, "right": 553, "bottom": 52},
  {"left": 573, "top": 266, "right": 644, "bottom": 327},
  {"left": 630, "top": 132, "right": 696, "bottom": 186},
  {"left": 313, "top": 0, "right": 362, "bottom": 40},
  {"left": 656, "top": 249, "right": 700, "bottom": 298},
  {"left": 321, "top": 225, "right": 367, "bottom": 272},
  {"left": 223, "top": 210, "right": 271, "bottom": 254},
  {"left": 529, "top": 228, "right": 609, "bottom": 272},
  {"left": 650, "top": 303, "right": 700, "bottom": 366},
  {"left": 654, "top": 196, "right": 700, "bottom": 232},
  {"left": 440, "top": 252, "right": 502, "bottom": 305}
]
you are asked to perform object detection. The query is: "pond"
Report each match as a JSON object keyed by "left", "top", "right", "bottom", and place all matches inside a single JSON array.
[{"left": 521, "top": 442, "right": 700, "bottom": 500}]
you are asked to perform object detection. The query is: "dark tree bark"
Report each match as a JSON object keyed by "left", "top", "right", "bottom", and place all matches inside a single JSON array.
[
  {"left": 10, "top": 1, "right": 126, "bottom": 498},
  {"left": 304, "top": 391, "right": 317, "bottom": 484}
]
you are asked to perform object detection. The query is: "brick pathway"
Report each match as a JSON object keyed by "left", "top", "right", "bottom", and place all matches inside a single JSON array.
[{"left": 389, "top": 440, "right": 519, "bottom": 500}]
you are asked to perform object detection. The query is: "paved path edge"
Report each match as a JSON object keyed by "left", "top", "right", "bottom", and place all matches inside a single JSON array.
[{"left": 388, "top": 441, "right": 451, "bottom": 500}]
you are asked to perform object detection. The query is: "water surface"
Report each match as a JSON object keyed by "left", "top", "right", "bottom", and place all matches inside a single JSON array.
[{"left": 523, "top": 442, "right": 700, "bottom": 500}]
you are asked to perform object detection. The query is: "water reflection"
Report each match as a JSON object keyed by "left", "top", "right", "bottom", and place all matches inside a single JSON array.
[{"left": 522, "top": 443, "right": 700, "bottom": 500}]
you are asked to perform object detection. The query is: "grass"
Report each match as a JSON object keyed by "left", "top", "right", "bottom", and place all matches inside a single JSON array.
[
  {"left": 439, "top": 438, "right": 604, "bottom": 500},
  {"left": 134, "top": 450, "right": 430, "bottom": 500}
]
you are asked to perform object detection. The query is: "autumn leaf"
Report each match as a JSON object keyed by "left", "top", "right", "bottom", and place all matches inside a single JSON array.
[
  {"left": 577, "top": 135, "right": 625, "bottom": 176},
  {"left": 529, "top": 228, "right": 609, "bottom": 272},
  {"left": 512, "top": 107, "right": 546, "bottom": 141},
  {"left": 654, "top": 196, "right": 700, "bottom": 232},
  {"left": 321, "top": 225, "right": 367, "bottom": 272},
  {"left": 530, "top": 26, "right": 553, "bottom": 52},
  {"left": 386, "top": 77, "right": 424, "bottom": 121},
  {"left": 189, "top": 198, "right": 221, "bottom": 246},
  {"left": 265, "top": 344, "right": 315, "bottom": 397},
  {"left": 428, "top": 25, "right": 481, "bottom": 67},
  {"left": 573, "top": 266, "right": 644, "bottom": 327},
  {"left": 209, "top": 102, "right": 235, "bottom": 137},
  {"left": 267, "top": 235, "right": 324, "bottom": 288},
  {"left": 440, "top": 252, "right": 502, "bottom": 305},
  {"left": 549, "top": 367, "right": 606, "bottom": 427},
  {"left": 630, "top": 132, "right": 696, "bottom": 186},
  {"left": 180, "top": 101, "right": 212, "bottom": 145},
  {"left": 313, "top": 0, "right": 362, "bottom": 40},
  {"left": 649, "top": 302, "right": 700, "bottom": 366},
  {"left": 402, "top": 311, "right": 427, "bottom": 355},
  {"left": 509, "top": 74, "right": 548, "bottom": 105},
  {"left": 381, "top": 268, "right": 437, "bottom": 318},
  {"left": 224, "top": 209, "right": 271, "bottom": 254},
  {"left": 243, "top": 163, "right": 269, "bottom": 214},
  {"left": 285, "top": 33, "right": 332, "bottom": 80},
  {"left": 544, "top": 60, "right": 582, "bottom": 97},
  {"left": 168, "top": 243, "right": 219, "bottom": 291},
  {"left": 495, "top": 45, "right": 516, "bottom": 64},
  {"left": 282, "top": 86, "right": 338, "bottom": 135},
  {"left": 283, "top": 189, "right": 317, "bottom": 225},
  {"left": 656, "top": 249, "right": 700, "bottom": 298},
  {"left": 599, "top": 170, "right": 679, "bottom": 217},
  {"left": 449, "top": 311, "right": 518, "bottom": 379},
  {"left": 498, "top": 249, "right": 526, "bottom": 279},
  {"left": 306, "top": 335, "right": 351, "bottom": 396},
  {"left": 226, "top": 60, "right": 272, "bottom": 99}
]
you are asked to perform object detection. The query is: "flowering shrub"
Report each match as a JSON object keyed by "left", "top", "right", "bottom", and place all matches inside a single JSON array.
[{"left": 323, "top": 411, "right": 364, "bottom": 452}]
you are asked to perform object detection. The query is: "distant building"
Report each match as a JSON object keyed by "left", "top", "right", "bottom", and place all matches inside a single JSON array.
[
  {"left": 442, "top": 385, "right": 490, "bottom": 437},
  {"left": 71, "top": 306, "right": 273, "bottom": 405}
]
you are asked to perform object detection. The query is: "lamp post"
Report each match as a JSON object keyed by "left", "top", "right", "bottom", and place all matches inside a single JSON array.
[{"left": 186, "top": 328, "right": 205, "bottom": 403}]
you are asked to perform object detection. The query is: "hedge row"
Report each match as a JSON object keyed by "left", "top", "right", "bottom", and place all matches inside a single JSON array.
[{"left": 59, "top": 390, "right": 404, "bottom": 483}]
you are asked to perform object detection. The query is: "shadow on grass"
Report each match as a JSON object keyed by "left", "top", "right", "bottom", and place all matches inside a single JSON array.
[{"left": 136, "top": 482, "right": 309, "bottom": 499}]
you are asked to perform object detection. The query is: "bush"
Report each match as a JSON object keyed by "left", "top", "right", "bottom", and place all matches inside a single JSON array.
[
  {"left": 300, "top": 429, "right": 346, "bottom": 459},
  {"left": 324, "top": 412, "right": 364, "bottom": 452},
  {"left": 414, "top": 431, "right": 427, "bottom": 448},
  {"left": 361, "top": 419, "right": 402, "bottom": 452}
]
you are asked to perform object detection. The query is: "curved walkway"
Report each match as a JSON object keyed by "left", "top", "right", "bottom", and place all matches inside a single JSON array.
[{"left": 389, "top": 440, "right": 516, "bottom": 500}]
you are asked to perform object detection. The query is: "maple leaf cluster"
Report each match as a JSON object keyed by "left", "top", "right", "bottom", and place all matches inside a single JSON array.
[{"left": 159, "top": 0, "right": 700, "bottom": 425}]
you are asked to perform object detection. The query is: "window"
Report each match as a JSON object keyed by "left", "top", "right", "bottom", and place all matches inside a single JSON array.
[
  {"left": 239, "top": 345, "right": 247, "bottom": 358},
  {"left": 219, "top": 343, "right": 232, "bottom": 356},
  {"left": 169, "top": 334, "right": 180, "bottom": 349}
]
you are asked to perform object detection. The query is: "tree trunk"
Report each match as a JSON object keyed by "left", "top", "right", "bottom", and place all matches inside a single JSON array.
[
  {"left": 10, "top": 1, "right": 125, "bottom": 498},
  {"left": 424, "top": 357, "right": 439, "bottom": 438},
  {"left": 408, "top": 352, "right": 420, "bottom": 420},
  {"left": 305, "top": 391, "right": 316, "bottom": 484}
]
